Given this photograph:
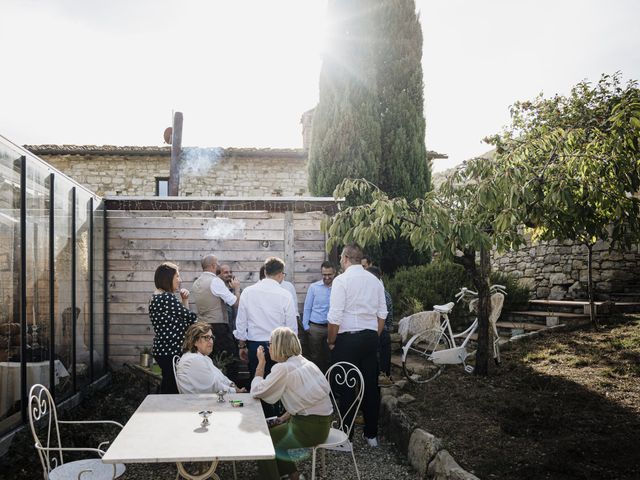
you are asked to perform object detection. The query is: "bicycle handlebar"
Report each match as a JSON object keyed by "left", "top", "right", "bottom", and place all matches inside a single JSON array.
[{"left": 455, "top": 284, "right": 507, "bottom": 302}]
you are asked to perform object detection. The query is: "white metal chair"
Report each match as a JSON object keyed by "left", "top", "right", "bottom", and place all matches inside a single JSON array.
[
  {"left": 172, "top": 354, "right": 184, "bottom": 394},
  {"left": 28, "top": 383, "right": 126, "bottom": 480},
  {"left": 310, "top": 361, "right": 364, "bottom": 480}
]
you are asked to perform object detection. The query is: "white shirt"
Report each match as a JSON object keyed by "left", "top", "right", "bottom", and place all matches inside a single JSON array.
[
  {"left": 209, "top": 274, "right": 237, "bottom": 306},
  {"left": 327, "top": 264, "right": 388, "bottom": 333},
  {"left": 233, "top": 278, "right": 297, "bottom": 341},
  {"left": 280, "top": 280, "right": 299, "bottom": 317},
  {"left": 176, "top": 351, "right": 236, "bottom": 394},
  {"left": 251, "top": 355, "right": 333, "bottom": 416}
]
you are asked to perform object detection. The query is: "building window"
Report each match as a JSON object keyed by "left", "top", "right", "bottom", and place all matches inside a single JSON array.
[{"left": 156, "top": 177, "right": 169, "bottom": 196}]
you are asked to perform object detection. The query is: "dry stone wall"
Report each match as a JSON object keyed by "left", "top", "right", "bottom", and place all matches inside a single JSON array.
[
  {"left": 31, "top": 147, "right": 309, "bottom": 198},
  {"left": 492, "top": 237, "right": 640, "bottom": 300}
]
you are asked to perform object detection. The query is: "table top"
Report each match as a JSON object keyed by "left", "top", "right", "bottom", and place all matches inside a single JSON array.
[{"left": 102, "top": 393, "right": 275, "bottom": 464}]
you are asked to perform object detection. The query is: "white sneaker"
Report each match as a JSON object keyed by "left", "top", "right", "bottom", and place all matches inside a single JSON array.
[{"left": 364, "top": 435, "right": 379, "bottom": 447}]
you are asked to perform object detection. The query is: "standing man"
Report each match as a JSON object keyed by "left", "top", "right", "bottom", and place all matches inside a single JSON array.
[
  {"left": 218, "top": 264, "right": 238, "bottom": 330},
  {"left": 192, "top": 254, "right": 241, "bottom": 382},
  {"left": 234, "top": 257, "right": 297, "bottom": 381},
  {"left": 327, "top": 244, "right": 387, "bottom": 447},
  {"left": 302, "top": 261, "right": 336, "bottom": 372}
]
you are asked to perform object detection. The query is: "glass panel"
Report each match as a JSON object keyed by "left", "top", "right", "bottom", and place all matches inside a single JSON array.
[
  {"left": 75, "top": 190, "right": 92, "bottom": 388},
  {"left": 92, "top": 201, "right": 105, "bottom": 376},
  {"left": 0, "top": 144, "right": 22, "bottom": 429},
  {"left": 53, "top": 177, "right": 74, "bottom": 400},
  {"left": 24, "top": 157, "right": 55, "bottom": 402}
]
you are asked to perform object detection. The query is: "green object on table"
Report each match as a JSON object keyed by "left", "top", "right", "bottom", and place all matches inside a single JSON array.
[{"left": 151, "top": 364, "right": 161, "bottom": 375}]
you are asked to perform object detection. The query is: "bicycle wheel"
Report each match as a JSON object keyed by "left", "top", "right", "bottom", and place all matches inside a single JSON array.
[{"left": 402, "top": 329, "right": 452, "bottom": 384}]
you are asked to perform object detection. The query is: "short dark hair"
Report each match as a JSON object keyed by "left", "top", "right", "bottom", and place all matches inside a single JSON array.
[
  {"left": 342, "top": 244, "right": 363, "bottom": 263},
  {"left": 367, "top": 266, "right": 382, "bottom": 279},
  {"left": 259, "top": 265, "right": 266, "bottom": 280},
  {"left": 320, "top": 261, "right": 336, "bottom": 271},
  {"left": 264, "top": 257, "right": 285, "bottom": 277},
  {"left": 154, "top": 262, "right": 178, "bottom": 292}
]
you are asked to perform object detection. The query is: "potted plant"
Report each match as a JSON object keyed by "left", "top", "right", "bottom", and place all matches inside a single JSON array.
[{"left": 138, "top": 346, "right": 153, "bottom": 368}]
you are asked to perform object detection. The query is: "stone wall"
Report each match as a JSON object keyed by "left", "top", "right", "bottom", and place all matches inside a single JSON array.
[
  {"left": 492, "top": 237, "right": 640, "bottom": 300},
  {"left": 26, "top": 146, "right": 309, "bottom": 198}
]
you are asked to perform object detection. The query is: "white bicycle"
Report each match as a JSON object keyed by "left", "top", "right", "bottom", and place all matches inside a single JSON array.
[{"left": 401, "top": 284, "right": 506, "bottom": 383}]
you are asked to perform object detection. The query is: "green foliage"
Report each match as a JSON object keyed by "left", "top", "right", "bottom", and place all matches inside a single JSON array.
[
  {"left": 485, "top": 73, "right": 640, "bottom": 249},
  {"left": 386, "top": 262, "right": 469, "bottom": 321},
  {"left": 386, "top": 262, "right": 531, "bottom": 327},
  {"left": 308, "top": 0, "right": 381, "bottom": 196},
  {"left": 490, "top": 271, "right": 531, "bottom": 312},
  {"left": 376, "top": 0, "right": 429, "bottom": 199},
  {"left": 309, "top": 0, "right": 431, "bottom": 200}
]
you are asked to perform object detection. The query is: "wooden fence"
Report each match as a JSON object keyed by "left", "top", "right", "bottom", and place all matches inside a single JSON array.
[{"left": 105, "top": 197, "right": 336, "bottom": 368}]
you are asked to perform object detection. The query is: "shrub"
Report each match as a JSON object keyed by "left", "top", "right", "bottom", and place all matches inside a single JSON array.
[{"left": 386, "top": 261, "right": 531, "bottom": 329}]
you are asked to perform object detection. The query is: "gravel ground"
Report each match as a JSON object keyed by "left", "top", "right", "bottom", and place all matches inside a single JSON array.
[
  {"left": 2, "top": 369, "right": 416, "bottom": 480},
  {"left": 121, "top": 428, "right": 414, "bottom": 479}
]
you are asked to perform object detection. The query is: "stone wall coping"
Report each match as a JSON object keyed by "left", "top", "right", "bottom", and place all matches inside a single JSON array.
[
  {"left": 104, "top": 196, "right": 339, "bottom": 214},
  {"left": 24, "top": 144, "right": 308, "bottom": 159}
]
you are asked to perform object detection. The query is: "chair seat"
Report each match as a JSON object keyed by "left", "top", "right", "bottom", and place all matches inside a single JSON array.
[
  {"left": 317, "top": 427, "right": 352, "bottom": 452},
  {"left": 48, "top": 459, "right": 126, "bottom": 480}
]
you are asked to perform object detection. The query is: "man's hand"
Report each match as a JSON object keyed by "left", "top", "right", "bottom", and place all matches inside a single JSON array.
[
  {"left": 239, "top": 347, "right": 249, "bottom": 363},
  {"left": 230, "top": 277, "right": 240, "bottom": 291},
  {"left": 236, "top": 387, "right": 247, "bottom": 393}
]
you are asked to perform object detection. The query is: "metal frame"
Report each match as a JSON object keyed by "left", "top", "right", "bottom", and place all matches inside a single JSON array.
[{"left": 311, "top": 361, "right": 364, "bottom": 480}]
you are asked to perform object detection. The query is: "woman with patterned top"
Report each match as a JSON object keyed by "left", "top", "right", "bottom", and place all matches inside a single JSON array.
[{"left": 149, "top": 262, "right": 197, "bottom": 394}]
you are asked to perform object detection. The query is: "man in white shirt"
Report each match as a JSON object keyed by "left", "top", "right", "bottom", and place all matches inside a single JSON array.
[
  {"left": 234, "top": 257, "right": 297, "bottom": 381},
  {"left": 327, "top": 244, "right": 387, "bottom": 447},
  {"left": 192, "top": 254, "right": 241, "bottom": 382}
]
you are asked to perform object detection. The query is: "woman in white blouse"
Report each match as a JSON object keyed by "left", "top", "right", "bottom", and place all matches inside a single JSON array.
[
  {"left": 177, "top": 322, "right": 247, "bottom": 394},
  {"left": 252, "top": 327, "right": 333, "bottom": 480}
]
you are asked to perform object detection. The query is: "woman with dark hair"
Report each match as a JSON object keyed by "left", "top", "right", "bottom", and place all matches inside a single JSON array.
[
  {"left": 177, "top": 322, "right": 246, "bottom": 394},
  {"left": 149, "top": 262, "right": 197, "bottom": 394}
]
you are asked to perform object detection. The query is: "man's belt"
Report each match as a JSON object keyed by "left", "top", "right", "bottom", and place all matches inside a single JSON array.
[{"left": 309, "top": 321, "right": 328, "bottom": 327}]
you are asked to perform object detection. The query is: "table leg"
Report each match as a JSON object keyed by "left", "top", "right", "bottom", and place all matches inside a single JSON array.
[{"left": 176, "top": 460, "right": 219, "bottom": 480}]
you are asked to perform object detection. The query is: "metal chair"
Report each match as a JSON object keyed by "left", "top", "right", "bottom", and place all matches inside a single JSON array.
[
  {"left": 311, "top": 361, "right": 364, "bottom": 480},
  {"left": 172, "top": 354, "right": 184, "bottom": 394},
  {"left": 28, "top": 383, "right": 126, "bottom": 480}
]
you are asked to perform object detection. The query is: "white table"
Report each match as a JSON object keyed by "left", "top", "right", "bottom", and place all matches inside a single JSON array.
[
  {"left": 0, "top": 360, "right": 70, "bottom": 417},
  {"left": 102, "top": 393, "right": 275, "bottom": 480}
]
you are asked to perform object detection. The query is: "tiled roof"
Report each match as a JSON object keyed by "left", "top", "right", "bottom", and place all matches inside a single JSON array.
[{"left": 24, "top": 144, "right": 307, "bottom": 158}]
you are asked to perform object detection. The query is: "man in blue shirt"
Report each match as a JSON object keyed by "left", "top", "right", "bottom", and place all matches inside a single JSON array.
[{"left": 302, "top": 261, "right": 336, "bottom": 372}]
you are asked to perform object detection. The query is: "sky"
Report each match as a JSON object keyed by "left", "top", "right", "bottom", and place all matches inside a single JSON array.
[{"left": 1, "top": 0, "right": 639, "bottom": 172}]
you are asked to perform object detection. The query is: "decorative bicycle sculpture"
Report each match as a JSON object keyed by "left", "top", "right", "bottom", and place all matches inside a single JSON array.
[{"left": 401, "top": 284, "right": 507, "bottom": 383}]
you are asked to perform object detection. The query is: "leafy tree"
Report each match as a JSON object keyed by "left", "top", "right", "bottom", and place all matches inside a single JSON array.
[
  {"left": 324, "top": 156, "right": 527, "bottom": 375},
  {"left": 485, "top": 73, "right": 640, "bottom": 324},
  {"left": 376, "top": 0, "right": 429, "bottom": 199},
  {"left": 308, "top": 0, "right": 381, "bottom": 196}
]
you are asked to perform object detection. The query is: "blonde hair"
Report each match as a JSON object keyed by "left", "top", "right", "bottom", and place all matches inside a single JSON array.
[
  {"left": 182, "top": 322, "right": 213, "bottom": 353},
  {"left": 269, "top": 327, "right": 301, "bottom": 362}
]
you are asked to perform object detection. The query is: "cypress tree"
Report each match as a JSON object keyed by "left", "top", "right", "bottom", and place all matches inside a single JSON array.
[
  {"left": 376, "top": 0, "right": 429, "bottom": 199},
  {"left": 308, "top": 0, "right": 381, "bottom": 196}
]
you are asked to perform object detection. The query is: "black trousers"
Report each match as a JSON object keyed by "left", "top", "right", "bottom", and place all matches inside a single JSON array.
[
  {"left": 331, "top": 329, "right": 380, "bottom": 439},
  {"left": 378, "top": 330, "right": 391, "bottom": 376},
  {"left": 209, "top": 323, "right": 239, "bottom": 384},
  {"left": 247, "top": 340, "right": 283, "bottom": 418}
]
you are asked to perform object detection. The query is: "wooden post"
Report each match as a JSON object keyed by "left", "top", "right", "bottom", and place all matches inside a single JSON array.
[
  {"left": 284, "top": 211, "right": 295, "bottom": 279},
  {"left": 168, "top": 112, "right": 183, "bottom": 196}
]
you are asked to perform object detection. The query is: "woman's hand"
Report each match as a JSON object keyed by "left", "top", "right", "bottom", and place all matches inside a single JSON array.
[
  {"left": 256, "top": 345, "right": 266, "bottom": 365},
  {"left": 179, "top": 288, "right": 190, "bottom": 305},
  {"left": 236, "top": 387, "right": 247, "bottom": 393}
]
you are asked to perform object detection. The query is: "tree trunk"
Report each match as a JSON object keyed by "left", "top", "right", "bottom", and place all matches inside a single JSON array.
[
  {"left": 586, "top": 242, "right": 599, "bottom": 327},
  {"left": 473, "top": 246, "right": 492, "bottom": 376},
  {"left": 453, "top": 247, "right": 492, "bottom": 376}
]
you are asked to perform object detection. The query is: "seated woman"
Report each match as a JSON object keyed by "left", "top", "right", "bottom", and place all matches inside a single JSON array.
[
  {"left": 251, "top": 327, "right": 333, "bottom": 480},
  {"left": 177, "top": 322, "right": 246, "bottom": 394}
]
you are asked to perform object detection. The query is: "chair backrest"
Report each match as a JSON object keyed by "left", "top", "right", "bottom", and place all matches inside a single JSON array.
[
  {"left": 325, "top": 361, "right": 364, "bottom": 437},
  {"left": 173, "top": 355, "right": 183, "bottom": 394},
  {"left": 28, "top": 383, "right": 64, "bottom": 477}
]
